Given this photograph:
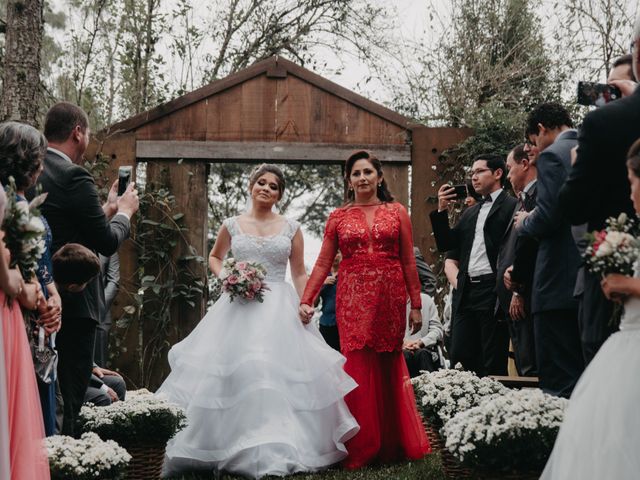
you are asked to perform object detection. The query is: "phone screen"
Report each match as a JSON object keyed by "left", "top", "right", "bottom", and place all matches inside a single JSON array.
[
  {"left": 453, "top": 184, "right": 468, "bottom": 200},
  {"left": 577, "top": 81, "right": 622, "bottom": 106},
  {"left": 117, "top": 167, "right": 132, "bottom": 196}
]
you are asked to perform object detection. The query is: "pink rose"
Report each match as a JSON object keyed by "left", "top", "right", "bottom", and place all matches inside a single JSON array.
[
  {"left": 245, "top": 291, "right": 255, "bottom": 300},
  {"left": 236, "top": 262, "right": 248, "bottom": 271},
  {"left": 227, "top": 274, "right": 239, "bottom": 285}
]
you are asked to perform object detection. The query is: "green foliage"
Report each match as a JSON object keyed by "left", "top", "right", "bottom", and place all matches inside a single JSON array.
[{"left": 117, "top": 167, "right": 205, "bottom": 388}]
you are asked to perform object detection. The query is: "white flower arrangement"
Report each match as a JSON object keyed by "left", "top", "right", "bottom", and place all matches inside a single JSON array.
[
  {"left": 584, "top": 212, "right": 640, "bottom": 276},
  {"left": 412, "top": 366, "right": 508, "bottom": 425},
  {"left": 78, "top": 388, "right": 187, "bottom": 446},
  {"left": 442, "top": 389, "right": 568, "bottom": 472},
  {"left": 46, "top": 432, "right": 131, "bottom": 480}
]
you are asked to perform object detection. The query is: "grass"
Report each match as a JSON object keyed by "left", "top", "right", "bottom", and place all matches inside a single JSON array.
[{"left": 170, "top": 454, "right": 446, "bottom": 480}]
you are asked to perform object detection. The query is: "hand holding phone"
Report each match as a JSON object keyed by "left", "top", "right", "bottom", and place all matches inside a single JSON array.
[
  {"left": 577, "top": 81, "right": 622, "bottom": 106},
  {"left": 452, "top": 184, "right": 468, "bottom": 200}
]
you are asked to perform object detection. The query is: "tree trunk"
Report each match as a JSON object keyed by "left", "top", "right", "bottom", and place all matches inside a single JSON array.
[{"left": 1, "top": 0, "right": 44, "bottom": 126}]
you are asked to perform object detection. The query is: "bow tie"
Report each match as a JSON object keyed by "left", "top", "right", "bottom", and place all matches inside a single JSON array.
[{"left": 481, "top": 195, "right": 493, "bottom": 204}]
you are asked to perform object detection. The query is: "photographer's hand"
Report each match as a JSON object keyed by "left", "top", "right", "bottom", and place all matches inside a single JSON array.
[
  {"left": 116, "top": 182, "right": 140, "bottom": 218},
  {"left": 609, "top": 79, "right": 637, "bottom": 98},
  {"left": 437, "top": 184, "right": 457, "bottom": 212},
  {"left": 103, "top": 180, "right": 119, "bottom": 218}
]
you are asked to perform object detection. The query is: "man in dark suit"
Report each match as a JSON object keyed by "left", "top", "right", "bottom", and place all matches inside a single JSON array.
[
  {"left": 496, "top": 144, "right": 538, "bottom": 376},
  {"left": 39, "top": 102, "right": 139, "bottom": 435},
  {"left": 516, "top": 103, "right": 584, "bottom": 397},
  {"left": 430, "top": 154, "right": 517, "bottom": 376},
  {"left": 94, "top": 253, "right": 120, "bottom": 366},
  {"left": 559, "top": 39, "right": 640, "bottom": 364}
]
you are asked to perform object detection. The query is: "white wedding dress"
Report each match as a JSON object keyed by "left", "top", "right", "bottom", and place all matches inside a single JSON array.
[
  {"left": 541, "top": 262, "right": 640, "bottom": 479},
  {"left": 158, "top": 216, "right": 359, "bottom": 479}
]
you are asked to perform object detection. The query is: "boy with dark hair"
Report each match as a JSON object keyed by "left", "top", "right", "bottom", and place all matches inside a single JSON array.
[{"left": 52, "top": 243, "right": 101, "bottom": 293}]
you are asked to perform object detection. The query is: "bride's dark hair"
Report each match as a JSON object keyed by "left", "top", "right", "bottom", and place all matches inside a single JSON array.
[
  {"left": 248, "top": 163, "right": 286, "bottom": 200},
  {"left": 627, "top": 138, "right": 640, "bottom": 177}
]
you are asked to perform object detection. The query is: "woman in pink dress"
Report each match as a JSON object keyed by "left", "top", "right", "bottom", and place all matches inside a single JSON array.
[
  {"left": 0, "top": 122, "right": 51, "bottom": 480},
  {"left": 300, "top": 150, "right": 430, "bottom": 469}
]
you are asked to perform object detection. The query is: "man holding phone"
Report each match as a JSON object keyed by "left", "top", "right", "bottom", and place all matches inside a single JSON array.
[
  {"left": 38, "top": 102, "right": 140, "bottom": 435},
  {"left": 429, "top": 154, "right": 517, "bottom": 376}
]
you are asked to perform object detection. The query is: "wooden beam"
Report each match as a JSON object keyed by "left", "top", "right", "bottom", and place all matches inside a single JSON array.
[{"left": 136, "top": 140, "right": 411, "bottom": 163}]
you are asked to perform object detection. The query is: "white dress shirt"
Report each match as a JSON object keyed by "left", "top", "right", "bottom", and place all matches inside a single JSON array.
[{"left": 467, "top": 188, "right": 502, "bottom": 277}]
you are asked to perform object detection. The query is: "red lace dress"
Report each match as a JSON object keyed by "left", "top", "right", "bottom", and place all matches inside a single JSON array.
[{"left": 301, "top": 202, "right": 430, "bottom": 469}]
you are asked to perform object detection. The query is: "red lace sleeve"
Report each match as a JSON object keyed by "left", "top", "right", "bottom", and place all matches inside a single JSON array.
[
  {"left": 300, "top": 210, "right": 339, "bottom": 306},
  {"left": 397, "top": 203, "right": 422, "bottom": 310}
]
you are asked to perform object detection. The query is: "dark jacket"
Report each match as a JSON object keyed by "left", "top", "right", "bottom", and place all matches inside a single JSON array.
[
  {"left": 520, "top": 130, "right": 580, "bottom": 314},
  {"left": 559, "top": 88, "right": 640, "bottom": 230},
  {"left": 37, "top": 150, "right": 130, "bottom": 322},
  {"left": 430, "top": 190, "right": 518, "bottom": 312}
]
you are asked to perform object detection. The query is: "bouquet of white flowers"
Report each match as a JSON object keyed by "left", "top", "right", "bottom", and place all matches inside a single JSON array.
[
  {"left": 584, "top": 212, "right": 640, "bottom": 277},
  {"left": 442, "top": 389, "right": 568, "bottom": 473},
  {"left": 412, "top": 366, "right": 508, "bottom": 426},
  {"left": 46, "top": 432, "right": 131, "bottom": 480},
  {"left": 219, "top": 257, "right": 269, "bottom": 302},
  {"left": 77, "top": 389, "right": 186, "bottom": 447},
  {"left": 1, "top": 177, "right": 47, "bottom": 278}
]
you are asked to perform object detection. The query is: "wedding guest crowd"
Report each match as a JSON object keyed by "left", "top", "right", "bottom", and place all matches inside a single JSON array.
[{"left": 0, "top": 102, "right": 138, "bottom": 478}]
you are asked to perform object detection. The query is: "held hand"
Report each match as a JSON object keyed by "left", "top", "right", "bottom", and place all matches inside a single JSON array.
[
  {"left": 513, "top": 211, "right": 530, "bottom": 230},
  {"left": 116, "top": 182, "right": 140, "bottom": 218},
  {"left": 403, "top": 339, "right": 423, "bottom": 351},
  {"left": 93, "top": 366, "right": 122, "bottom": 378},
  {"left": 106, "top": 387, "right": 119, "bottom": 403},
  {"left": 437, "top": 184, "right": 457, "bottom": 212},
  {"left": 509, "top": 294, "right": 525, "bottom": 321},
  {"left": 298, "top": 304, "right": 314, "bottom": 324},
  {"left": 601, "top": 273, "right": 632, "bottom": 302},
  {"left": 323, "top": 275, "right": 336, "bottom": 286},
  {"left": 0, "top": 269, "right": 24, "bottom": 298},
  {"left": 18, "top": 281, "right": 41, "bottom": 311},
  {"left": 409, "top": 309, "right": 422, "bottom": 335},
  {"left": 503, "top": 265, "right": 514, "bottom": 291},
  {"left": 104, "top": 179, "right": 119, "bottom": 217}
]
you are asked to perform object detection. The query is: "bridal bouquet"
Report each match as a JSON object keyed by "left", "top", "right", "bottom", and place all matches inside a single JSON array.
[
  {"left": 219, "top": 257, "right": 269, "bottom": 303},
  {"left": 584, "top": 212, "right": 640, "bottom": 277},
  {"left": 1, "top": 178, "right": 48, "bottom": 278}
]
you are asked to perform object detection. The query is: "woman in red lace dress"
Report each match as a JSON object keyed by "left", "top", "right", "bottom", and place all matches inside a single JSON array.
[{"left": 299, "top": 150, "right": 430, "bottom": 469}]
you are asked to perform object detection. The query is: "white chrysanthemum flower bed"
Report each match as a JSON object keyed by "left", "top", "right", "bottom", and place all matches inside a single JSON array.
[
  {"left": 442, "top": 388, "right": 568, "bottom": 472},
  {"left": 78, "top": 388, "right": 187, "bottom": 447},
  {"left": 46, "top": 432, "right": 130, "bottom": 480},
  {"left": 412, "top": 367, "right": 508, "bottom": 425}
]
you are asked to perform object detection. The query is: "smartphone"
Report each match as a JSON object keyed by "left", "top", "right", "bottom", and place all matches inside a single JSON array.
[
  {"left": 577, "top": 81, "right": 622, "bottom": 106},
  {"left": 452, "top": 184, "right": 468, "bottom": 200},
  {"left": 117, "top": 166, "right": 133, "bottom": 196}
]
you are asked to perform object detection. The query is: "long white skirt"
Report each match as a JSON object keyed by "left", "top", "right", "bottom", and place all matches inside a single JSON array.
[
  {"left": 157, "top": 281, "right": 359, "bottom": 479},
  {"left": 541, "top": 328, "right": 640, "bottom": 479}
]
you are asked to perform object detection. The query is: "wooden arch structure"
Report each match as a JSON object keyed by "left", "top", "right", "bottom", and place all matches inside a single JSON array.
[{"left": 88, "top": 56, "right": 469, "bottom": 386}]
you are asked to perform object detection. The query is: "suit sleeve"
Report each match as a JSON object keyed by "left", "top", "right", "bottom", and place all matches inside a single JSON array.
[
  {"left": 559, "top": 115, "right": 599, "bottom": 225},
  {"left": 520, "top": 150, "right": 566, "bottom": 238},
  {"left": 103, "top": 253, "right": 120, "bottom": 311},
  {"left": 429, "top": 209, "right": 463, "bottom": 252},
  {"left": 68, "top": 167, "right": 130, "bottom": 256}
]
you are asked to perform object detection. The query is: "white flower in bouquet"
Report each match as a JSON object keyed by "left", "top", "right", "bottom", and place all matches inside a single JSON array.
[
  {"left": 442, "top": 389, "right": 568, "bottom": 472},
  {"left": 24, "top": 215, "right": 45, "bottom": 233},
  {"left": 46, "top": 432, "right": 131, "bottom": 479},
  {"left": 585, "top": 213, "right": 640, "bottom": 276}
]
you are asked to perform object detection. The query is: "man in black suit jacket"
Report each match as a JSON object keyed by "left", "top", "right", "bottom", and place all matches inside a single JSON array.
[
  {"left": 430, "top": 154, "right": 517, "bottom": 376},
  {"left": 496, "top": 144, "right": 538, "bottom": 376},
  {"left": 559, "top": 37, "right": 640, "bottom": 364},
  {"left": 516, "top": 103, "right": 584, "bottom": 397},
  {"left": 39, "top": 102, "right": 139, "bottom": 435}
]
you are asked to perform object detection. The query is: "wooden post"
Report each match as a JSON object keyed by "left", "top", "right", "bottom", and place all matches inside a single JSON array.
[
  {"left": 383, "top": 163, "right": 409, "bottom": 207},
  {"left": 411, "top": 127, "right": 472, "bottom": 265}
]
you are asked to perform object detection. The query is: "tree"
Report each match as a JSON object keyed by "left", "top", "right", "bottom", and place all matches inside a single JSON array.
[{"left": 0, "top": 0, "right": 44, "bottom": 125}]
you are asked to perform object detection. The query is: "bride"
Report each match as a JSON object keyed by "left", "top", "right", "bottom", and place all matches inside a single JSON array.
[
  {"left": 541, "top": 139, "right": 640, "bottom": 479},
  {"left": 157, "top": 164, "right": 359, "bottom": 478}
]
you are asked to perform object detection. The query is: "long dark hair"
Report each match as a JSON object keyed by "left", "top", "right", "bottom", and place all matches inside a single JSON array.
[
  {"left": 344, "top": 150, "right": 394, "bottom": 203},
  {"left": 0, "top": 121, "right": 47, "bottom": 190},
  {"left": 627, "top": 138, "right": 640, "bottom": 177}
]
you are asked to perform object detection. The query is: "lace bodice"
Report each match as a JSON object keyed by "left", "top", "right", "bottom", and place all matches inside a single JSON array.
[{"left": 223, "top": 216, "right": 300, "bottom": 282}]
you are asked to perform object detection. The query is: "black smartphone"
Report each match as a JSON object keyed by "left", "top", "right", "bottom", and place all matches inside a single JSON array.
[
  {"left": 117, "top": 166, "right": 132, "bottom": 196},
  {"left": 577, "top": 81, "right": 622, "bottom": 106},
  {"left": 452, "top": 184, "right": 468, "bottom": 200}
]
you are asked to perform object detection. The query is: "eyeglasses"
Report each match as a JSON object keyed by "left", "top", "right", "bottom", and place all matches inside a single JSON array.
[{"left": 470, "top": 168, "right": 492, "bottom": 177}]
